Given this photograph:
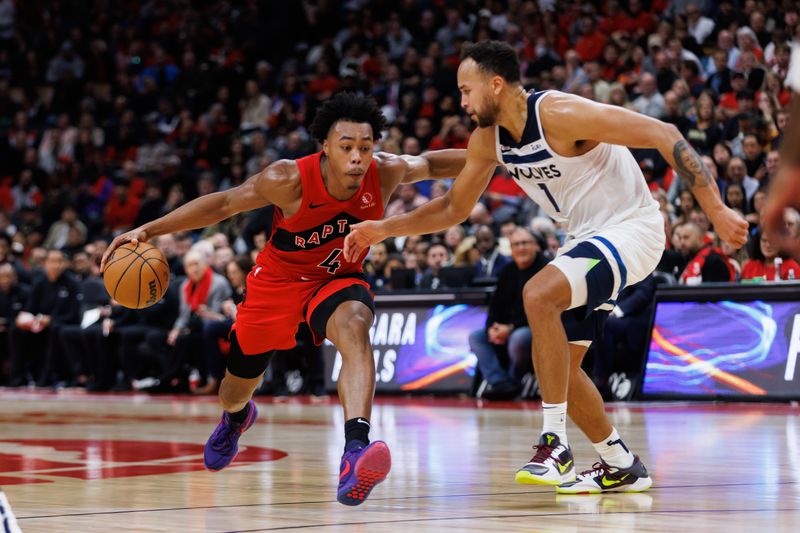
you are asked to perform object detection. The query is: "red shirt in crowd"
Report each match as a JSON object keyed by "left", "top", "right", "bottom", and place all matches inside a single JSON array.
[
  {"left": 575, "top": 31, "right": 607, "bottom": 62},
  {"left": 105, "top": 194, "right": 141, "bottom": 231},
  {"left": 741, "top": 259, "right": 800, "bottom": 281},
  {"left": 486, "top": 171, "right": 528, "bottom": 212}
]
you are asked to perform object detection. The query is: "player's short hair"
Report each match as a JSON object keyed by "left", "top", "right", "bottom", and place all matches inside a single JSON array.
[
  {"left": 309, "top": 92, "right": 386, "bottom": 143},
  {"left": 461, "top": 40, "right": 520, "bottom": 83}
]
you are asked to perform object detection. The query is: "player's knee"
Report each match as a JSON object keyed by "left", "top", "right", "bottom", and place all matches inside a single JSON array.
[
  {"left": 330, "top": 305, "right": 371, "bottom": 344},
  {"left": 339, "top": 313, "right": 371, "bottom": 345},
  {"left": 523, "top": 282, "right": 565, "bottom": 316}
]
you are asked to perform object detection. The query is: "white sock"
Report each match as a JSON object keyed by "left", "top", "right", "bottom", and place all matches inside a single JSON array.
[
  {"left": 541, "top": 401, "right": 568, "bottom": 445},
  {"left": 593, "top": 427, "right": 634, "bottom": 469}
]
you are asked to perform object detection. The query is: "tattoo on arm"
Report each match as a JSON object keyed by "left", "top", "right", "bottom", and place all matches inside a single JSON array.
[{"left": 672, "top": 140, "right": 711, "bottom": 188}]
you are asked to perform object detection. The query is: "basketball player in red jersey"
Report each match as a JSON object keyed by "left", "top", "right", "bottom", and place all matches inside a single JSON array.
[{"left": 101, "top": 93, "right": 466, "bottom": 505}]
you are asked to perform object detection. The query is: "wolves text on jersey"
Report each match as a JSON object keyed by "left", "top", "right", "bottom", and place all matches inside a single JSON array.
[{"left": 507, "top": 163, "right": 562, "bottom": 181}]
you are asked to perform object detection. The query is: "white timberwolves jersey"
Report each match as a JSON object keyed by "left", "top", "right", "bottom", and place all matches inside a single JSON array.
[{"left": 495, "top": 90, "right": 659, "bottom": 241}]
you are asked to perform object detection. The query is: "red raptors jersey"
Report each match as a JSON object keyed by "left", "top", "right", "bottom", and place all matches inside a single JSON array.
[{"left": 257, "top": 151, "right": 384, "bottom": 281}]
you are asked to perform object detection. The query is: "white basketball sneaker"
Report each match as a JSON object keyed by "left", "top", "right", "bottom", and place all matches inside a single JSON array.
[
  {"left": 555, "top": 455, "right": 653, "bottom": 494},
  {"left": 515, "top": 432, "right": 576, "bottom": 486}
]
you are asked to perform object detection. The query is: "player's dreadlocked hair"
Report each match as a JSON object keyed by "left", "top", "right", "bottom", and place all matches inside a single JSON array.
[{"left": 309, "top": 92, "right": 387, "bottom": 143}]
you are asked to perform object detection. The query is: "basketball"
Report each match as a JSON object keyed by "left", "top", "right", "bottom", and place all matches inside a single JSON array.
[{"left": 103, "top": 241, "right": 170, "bottom": 309}]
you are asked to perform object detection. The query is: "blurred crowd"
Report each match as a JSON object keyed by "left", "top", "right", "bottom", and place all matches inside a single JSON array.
[{"left": 0, "top": 0, "right": 799, "bottom": 395}]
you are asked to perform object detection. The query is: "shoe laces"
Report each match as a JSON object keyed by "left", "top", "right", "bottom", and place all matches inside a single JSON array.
[
  {"left": 210, "top": 417, "right": 241, "bottom": 452},
  {"left": 578, "top": 461, "right": 612, "bottom": 480},
  {"left": 530, "top": 443, "right": 556, "bottom": 464}
]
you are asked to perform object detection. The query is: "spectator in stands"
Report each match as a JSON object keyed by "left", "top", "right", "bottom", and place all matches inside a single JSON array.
[
  {"left": 727, "top": 156, "right": 759, "bottom": 203},
  {"left": 43, "top": 205, "right": 87, "bottom": 251},
  {"left": 385, "top": 184, "right": 429, "bottom": 218},
  {"left": 742, "top": 230, "right": 800, "bottom": 281},
  {"left": 685, "top": 96, "right": 723, "bottom": 156},
  {"left": 469, "top": 228, "right": 548, "bottom": 400},
  {"left": 474, "top": 225, "right": 510, "bottom": 279},
  {"left": 591, "top": 275, "right": 657, "bottom": 399},
  {"left": 632, "top": 72, "right": 665, "bottom": 118},
  {"left": 196, "top": 254, "right": 253, "bottom": 394},
  {"left": 675, "top": 222, "right": 737, "bottom": 284},
  {"left": 366, "top": 241, "right": 390, "bottom": 291},
  {"left": 109, "top": 280, "right": 180, "bottom": 391},
  {"left": 724, "top": 182, "right": 749, "bottom": 215},
  {"left": 144, "top": 249, "right": 230, "bottom": 392},
  {"left": 742, "top": 134, "right": 767, "bottom": 183},
  {"left": 104, "top": 179, "right": 141, "bottom": 235},
  {"left": 765, "top": 149, "right": 781, "bottom": 185},
  {"left": 419, "top": 243, "right": 450, "bottom": 290},
  {"left": 9, "top": 249, "right": 80, "bottom": 386},
  {"left": 0, "top": 264, "right": 28, "bottom": 384}
]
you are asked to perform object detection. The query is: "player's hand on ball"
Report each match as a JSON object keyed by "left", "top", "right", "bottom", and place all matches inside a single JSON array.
[
  {"left": 344, "top": 220, "right": 387, "bottom": 263},
  {"left": 711, "top": 207, "right": 749, "bottom": 249},
  {"left": 101, "top": 227, "right": 149, "bottom": 272}
]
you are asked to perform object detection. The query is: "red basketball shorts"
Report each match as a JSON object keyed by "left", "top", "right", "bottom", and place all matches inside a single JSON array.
[{"left": 232, "top": 268, "right": 374, "bottom": 355}]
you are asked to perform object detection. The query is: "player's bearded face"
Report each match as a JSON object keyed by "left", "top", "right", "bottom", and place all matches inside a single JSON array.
[{"left": 474, "top": 93, "right": 500, "bottom": 127}]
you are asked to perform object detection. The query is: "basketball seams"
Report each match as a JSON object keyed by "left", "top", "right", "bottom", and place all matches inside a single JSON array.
[
  {"left": 140, "top": 253, "right": 169, "bottom": 268},
  {"left": 142, "top": 257, "right": 166, "bottom": 296},
  {"left": 104, "top": 248, "right": 137, "bottom": 269},
  {"left": 104, "top": 241, "right": 169, "bottom": 308},
  {"left": 111, "top": 251, "right": 142, "bottom": 303},
  {"left": 136, "top": 254, "right": 144, "bottom": 309}
]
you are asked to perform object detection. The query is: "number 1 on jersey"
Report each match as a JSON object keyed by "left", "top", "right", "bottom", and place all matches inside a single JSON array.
[{"left": 537, "top": 183, "right": 560, "bottom": 212}]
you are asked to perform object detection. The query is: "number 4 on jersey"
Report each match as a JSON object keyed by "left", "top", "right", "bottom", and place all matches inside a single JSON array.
[{"left": 319, "top": 248, "right": 343, "bottom": 274}]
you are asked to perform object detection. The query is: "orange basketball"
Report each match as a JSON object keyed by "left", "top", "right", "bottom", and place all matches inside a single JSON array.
[{"left": 103, "top": 241, "right": 170, "bottom": 309}]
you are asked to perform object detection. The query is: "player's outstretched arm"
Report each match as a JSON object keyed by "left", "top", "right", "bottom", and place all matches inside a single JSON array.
[
  {"left": 101, "top": 160, "right": 296, "bottom": 270},
  {"left": 398, "top": 149, "right": 467, "bottom": 183},
  {"left": 541, "top": 92, "right": 748, "bottom": 249},
  {"left": 763, "top": 95, "right": 800, "bottom": 257},
  {"left": 343, "top": 130, "right": 496, "bottom": 262}
]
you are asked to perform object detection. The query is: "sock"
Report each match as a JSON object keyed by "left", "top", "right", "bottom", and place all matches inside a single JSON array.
[
  {"left": 593, "top": 427, "right": 634, "bottom": 469},
  {"left": 228, "top": 402, "right": 251, "bottom": 424},
  {"left": 541, "top": 401, "right": 568, "bottom": 445},
  {"left": 344, "top": 417, "right": 371, "bottom": 451}
]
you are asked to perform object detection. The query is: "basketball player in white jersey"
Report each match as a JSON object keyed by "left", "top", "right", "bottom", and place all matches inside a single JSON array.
[
  {"left": 345, "top": 41, "right": 748, "bottom": 494},
  {"left": 763, "top": 40, "right": 800, "bottom": 259}
]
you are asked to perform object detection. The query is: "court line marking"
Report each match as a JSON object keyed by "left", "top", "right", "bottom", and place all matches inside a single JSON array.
[
  {"left": 15, "top": 481, "right": 800, "bottom": 520},
  {"left": 217, "top": 508, "right": 800, "bottom": 533}
]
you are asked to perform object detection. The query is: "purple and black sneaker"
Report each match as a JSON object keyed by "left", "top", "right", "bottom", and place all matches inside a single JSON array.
[
  {"left": 337, "top": 440, "right": 391, "bottom": 506},
  {"left": 204, "top": 400, "right": 258, "bottom": 471}
]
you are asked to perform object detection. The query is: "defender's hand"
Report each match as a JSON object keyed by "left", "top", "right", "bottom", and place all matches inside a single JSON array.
[
  {"left": 710, "top": 207, "right": 748, "bottom": 249},
  {"left": 101, "top": 227, "right": 149, "bottom": 272},
  {"left": 344, "top": 220, "right": 387, "bottom": 263}
]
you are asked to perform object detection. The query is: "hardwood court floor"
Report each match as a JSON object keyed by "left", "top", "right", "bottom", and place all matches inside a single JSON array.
[{"left": 1, "top": 391, "right": 799, "bottom": 532}]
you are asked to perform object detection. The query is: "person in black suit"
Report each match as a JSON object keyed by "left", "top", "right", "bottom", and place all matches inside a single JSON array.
[
  {"left": 0, "top": 264, "right": 29, "bottom": 384},
  {"left": 469, "top": 228, "right": 548, "bottom": 400},
  {"left": 590, "top": 275, "right": 657, "bottom": 397},
  {"left": 8, "top": 249, "right": 80, "bottom": 386}
]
